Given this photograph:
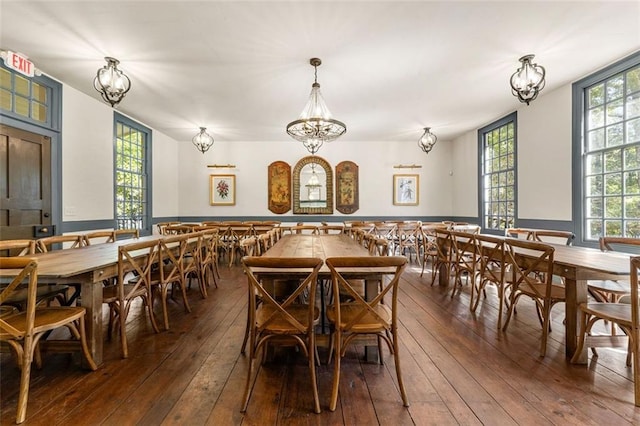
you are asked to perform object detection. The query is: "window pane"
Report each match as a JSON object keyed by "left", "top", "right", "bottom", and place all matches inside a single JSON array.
[
  {"left": 31, "top": 101, "right": 46, "bottom": 122},
  {"left": 588, "top": 83, "right": 605, "bottom": 107},
  {"left": 0, "top": 88, "right": 11, "bottom": 110},
  {"left": 588, "top": 106, "right": 605, "bottom": 129},
  {"left": 627, "top": 93, "right": 640, "bottom": 119},
  {"left": 607, "top": 76, "right": 624, "bottom": 101},
  {"left": 588, "top": 128, "right": 605, "bottom": 150},
  {"left": 15, "top": 96, "right": 28, "bottom": 116},
  {"left": 628, "top": 67, "right": 640, "bottom": 94},
  {"left": 605, "top": 173, "right": 622, "bottom": 195},
  {"left": 0, "top": 68, "right": 10, "bottom": 90},
  {"left": 605, "top": 196, "right": 622, "bottom": 217},
  {"left": 625, "top": 195, "right": 640, "bottom": 218},
  {"left": 14, "top": 75, "right": 29, "bottom": 96},
  {"left": 627, "top": 117, "right": 640, "bottom": 143},
  {"left": 586, "top": 152, "right": 603, "bottom": 174},
  {"left": 587, "top": 219, "right": 603, "bottom": 240},
  {"left": 606, "top": 99, "right": 624, "bottom": 125},
  {"left": 626, "top": 220, "right": 640, "bottom": 237},
  {"left": 586, "top": 175, "right": 603, "bottom": 196},
  {"left": 31, "top": 82, "right": 46, "bottom": 103},
  {"left": 605, "top": 149, "right": 622, "bottom": 172},
  {"left": 625, "top": 145, "right": 640, "bottom": 169},
  {"left": 605, "top": 220, "right": 622, "bottom": 236},
  {"left": 587, "top": 197, "right": 603, "bottom": 217}
]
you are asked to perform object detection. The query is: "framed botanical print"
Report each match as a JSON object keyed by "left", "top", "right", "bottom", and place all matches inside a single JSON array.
[
  {"left": 268, "top": 161, "right": 291, "bottom": 214},
  {"left": 336, "top": 161, "right": 359, "bottom": 214},
  {"left": 210, "top": 174, "right": 236, "bottom": 205},
  {"left": 393, "top": 174, "right": 419, "bottom": 206}
]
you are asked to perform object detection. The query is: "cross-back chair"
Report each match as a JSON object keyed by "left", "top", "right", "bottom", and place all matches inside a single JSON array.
[
  {"left": 571, "top": 256, "right": 640, "bottom": 403},
  {"left": 588, "top": 236, "right": 640, "bottom": 304},
  {"left": 196, "top": 227, "right": 220, "bottom": 290},
  {"left": 240, "top": 256, "right": 324, "bottom": 414},
  {"left": 394, "top": 222, "right": 422, "bottom": 264},
  {"left": 472, "top": 234, "right": 509, "bottom": 329},
  {"left": 325, "top": 256, "right": 409, "bottom": 411},
  {"left": 0, "top": 257, "right": 98, "bottom": 424},
  {"left": 35, "top": 234, "right": 84, "bottom": 253},
  {"left": 502, "top": 238, "right": 561, "bottom": 357},
  {"left": 113, "top": 228, "right": 140, "bottom": 241},
  {"left": 530, "top": 229, "right": 575, "bottom": 246},
  {"left": 103, "top": 239, "right": 160, "bottom": 358},
  {"left": 448, "top": 230, "right": 478, "bottom": 298},
  {"left": 82, "top": 230, "right": 116, "bottom": 245},
  {"left": 153, "top": 234, "right": 192, "bottom": 330},
  {"left": 430, "top": 229, "right": 455, "bottom": 286},
  {"left": 0, "top": 240, "right": 36, "bottom": 257}
]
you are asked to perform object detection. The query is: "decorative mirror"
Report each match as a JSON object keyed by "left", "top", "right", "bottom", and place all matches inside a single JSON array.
[{"left": 293, "top": 155, "right": 333, "bottom": 214}]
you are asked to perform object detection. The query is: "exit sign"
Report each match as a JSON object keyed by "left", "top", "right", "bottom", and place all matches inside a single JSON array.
[{"left": 3, "top": 51, "right": 35, "bottom": 77}]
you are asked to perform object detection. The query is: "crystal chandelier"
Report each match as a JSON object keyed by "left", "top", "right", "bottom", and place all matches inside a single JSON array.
[
  {"left": 192, "top": 127, "right": 214, "bottom": 153},
  {"left": 286, "top": 58, "right": 346, "bottom": 155},
  {"left": 418, "top": 127, "right": 437, "bottom": 154},
  {"left": 93, "top": 57, "right": 131, "bottom": 107},
  {"left": 510, "top": 54, "right": 546, "bottom": 105}
]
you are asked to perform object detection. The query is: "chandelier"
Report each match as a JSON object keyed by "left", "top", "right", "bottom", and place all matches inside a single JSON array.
[
  {"left": 286, "top": 58, "right": 346, "bottom": 155},
  {"left": 510, "top": 54, "right": 546, "bottom": 105},
  {"left": 93, "top": 57, "right": 131, "bottom": 107},
  {"left": 418, "top": 127, "right": 437, "bottom": 154},
  {"left": 192, "top": 127, "right": 214, "bottom": 153}
]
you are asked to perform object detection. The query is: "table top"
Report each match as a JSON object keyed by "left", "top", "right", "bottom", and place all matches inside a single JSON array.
[{"left": 0, "top": 235, "right": 165, "bottom": 279}]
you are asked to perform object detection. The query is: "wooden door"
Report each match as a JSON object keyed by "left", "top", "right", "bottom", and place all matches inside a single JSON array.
[{"left": 0, "top": 124, "right": 51, "bottom": 240}]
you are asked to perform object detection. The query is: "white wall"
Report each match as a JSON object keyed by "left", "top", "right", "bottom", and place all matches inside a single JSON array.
[
  {"left": 62, "top": 84, "right": 180, "bottom": 223},
  {"left": 177, "top": 139, "right": 453, "bottom": 218},
  {"left": 450, "top": 83, "right": 573, "bottom": 222}
]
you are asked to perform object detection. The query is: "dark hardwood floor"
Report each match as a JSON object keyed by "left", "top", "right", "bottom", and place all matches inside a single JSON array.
[{"left": 2, "top": 261, "right": 640, "bottom": 425}]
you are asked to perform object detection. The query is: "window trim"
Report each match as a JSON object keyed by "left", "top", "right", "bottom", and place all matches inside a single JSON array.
[
  {"left": 477, "top": 111, "right": 518, "bottom": 234},
  {"left": 572, "top": 51, "right": 640, "bottom": 246},
  {"left": 113, "top": 112, "right": 152, "bottom": 235}
]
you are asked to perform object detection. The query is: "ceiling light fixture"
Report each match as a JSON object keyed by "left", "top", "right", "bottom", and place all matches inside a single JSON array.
[
  {"left": 418, "top": 127, "right": 437, "bottom": 154},
  {"left": 510, "top": 54, "right": 546, "bottom": 105},
  {"left": 286, "top": 58, "right": 346, "bottom": 155},
  {"left": 93, "top": 57, "right": 131, "bottom": 107},
  {"left": 192, "top": 127, "right": 214, "bottom": 153}
]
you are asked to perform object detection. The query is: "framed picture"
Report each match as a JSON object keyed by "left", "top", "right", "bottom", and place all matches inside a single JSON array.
[
  {"left": 336, "top": 161, "right": 359, "bottom": 214},
  {"left": 393, "top": 174, "right": 419, "bottom": 206},
  {"left": 210, "top": 174, "right": 236, "bottom": 205},
  {"left": 267, "top": 161, "right": 291, "bottom": 214}
]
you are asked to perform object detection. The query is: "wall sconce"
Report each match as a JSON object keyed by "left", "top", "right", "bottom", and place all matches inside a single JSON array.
[
  {"left": 93, "top": 57, "right": 131, "bottom": 107},
  {"left": 192, "top": 127, "right": 214, "bottom": 153},
  {"left": 418, "top": 127, "right": 437, "bottom": 154},
  {"left": 510, "top": 54, "right": 546, "bottom": 105}
]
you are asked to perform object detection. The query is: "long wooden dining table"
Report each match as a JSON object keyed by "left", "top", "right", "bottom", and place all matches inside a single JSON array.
[
  {"left": 438, "top": 234, "right": 631, "bottom": 363},
  {"left": 260, "top": 233, "right": 388, "bottom": 362},
  {"left": 0, "top": 235, "right": 166, "bottom": 365}
]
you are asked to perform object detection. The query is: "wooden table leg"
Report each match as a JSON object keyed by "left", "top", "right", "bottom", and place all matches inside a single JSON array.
[
  {"left": 566, "top": 277, "right": 588, "bottom": 364},
  {"left": 81, "top": 278, "right": 104, "bottom": 366}
]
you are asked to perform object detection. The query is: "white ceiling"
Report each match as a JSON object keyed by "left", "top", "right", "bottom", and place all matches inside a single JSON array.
[{"left": 1, "top": 1, "right": 639, "bottom": 143}]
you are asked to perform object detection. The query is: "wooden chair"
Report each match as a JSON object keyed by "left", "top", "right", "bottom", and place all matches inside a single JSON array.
[
  {"left": 0, "top": 240, "right": 36, "bottom": 257},
  {"left": 257, "top": 232, "right": 272, "bottom": 255},
  {"left": 227, "top": 224, "right": 255, "bottom": 267},
  {"left": 240, "top": 256, "right": 323, "bottom": 414},
  {"left": 530, "top": 229, "right": 575, "bottom": 246},
  {"left": 501, "top": 238, "right": 561, "bottom": 357},
  {"left": 0, "top": 239, "right": 69, "bottom": 310},
  {"left": 197, "top": 227, "right": 220, "bottom": 290},
  {"left": 431, "top": 229, "right": 455, "bottom": 286},
  {"left": 318, "top": 224, "right": 345, "bottom": 235},
  {"left": 0, "top": 257, "right": 98, "bottom": 424},
  {"left": 82, "top": 230, "right": 116, "bottom": 245},
  {"left": 394, "top": 222, "right": 422, "bottom": 264},
  {"left": 156, "top": 221, "right": 181, "bottom": 235},
  {"left": 183, "top": 231, "right": 206, "bottom": 297},
  {"left": 504, "top": 228, "right": 533, "bottom": 239},
  {"left": 103, "top": 239, "right": 160, "bottom": 358},
  {"left": 420, "top": 226, "right": 438, "bottom": 279},
  {"left": 288, "top": 224, "right": 320, "bottom": 235},
  {"left": 113, "top": 228, "right": 140, "bottom": 240},
  {"left": 471, "top": 234, "right": 509, "bottom": 329},
  {"left": 448, "top": 230, "right": 478, "bottom": 298},
  {"left": 153, "top": 234, "right": 192, "bottom": 330},
  {"left": 35, "top": 234, "right": 84, "bottom": 252},
  {"left": 572, "top": 256, "right": 640, "bottom": 396},
  {"left": 325, "top": 256, "right": 409, "bottom": 411},
  {"left": 588, "top": 236, "right": 640, "bottom": 304}
]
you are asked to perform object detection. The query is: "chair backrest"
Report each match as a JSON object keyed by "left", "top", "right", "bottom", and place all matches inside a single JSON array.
[
  {"left": 241, "top": 256, "right": 323, "bottom": 333},
  {"left": 370, "top": 237, "right": 389, "bottom": 256},
  {"left": 0, "top": 257, "right": 38, "bottom": 340},
  {"left": 600, "top": 236, "right": 640, "bottom": 254},
  {"left": 117, "top": 239, "right": 159, "bottom": 299},
  {"left": 505, "top": 238, "right": 555, "bottom": 299},
  {"left": 114, "top": 228, "right": 140, "bottom": 240},
  {"left": 372, "top": 223, "right": 397, "bottom": 239},
  {"left": 449, "top": 230, "right": 478, "bottom": 266},
  {"left": 325, "top": 256, "right": 407, "bottom": 329},
  {"left": 0, "top": 240, "right": 35, "bottom": 256},
  {"left": 475, "top": 234, "right": 507, "bottom": 282},
  {"left": 451, "top": 224, "right": 480, "bottom": 234},
  {"left": 434, "top": 229, "right": 454, "bottom": 266},
  {"left": 289, "top": 225, "right": 319, "bottom": 235},
  {"left": 531, "top": 229, "right": 575, "bottom": 246},
  {"left": 83, "top": 230, "right": 116, "bottom": 245},
  {"left": 257, "top": 233, "right": 271, "bottom": 255},
  {"left": 631, "top": 257, "right": 640, "bottom": 345},
  {"left": 318, "top": 225, "right": 345, "bottom": 235},
  {"left": 36, "top": 234, "right": 84, "bottom": 252},
  {"left": 164, "top": 225, "right": 194, "bottom": 235},
  {"left": 240, "top": 236, "right": 259, "bottom": 257},
  {"left": 504, "top": 228, "right": 533, "bottom": 240},
  {"left": 157, "top": 221, "right": 180, "bottom": 235}
]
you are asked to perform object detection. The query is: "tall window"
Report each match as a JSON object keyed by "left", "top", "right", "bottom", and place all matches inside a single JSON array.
[
  {"left": 479, "top": 113, "right": 517, "bottom": 232},
  {"left": 114, "top": 114, "right": 151, "bottom": 232},
  {"left": 575, "top": 53, "right": 640, "bottom": 241}
]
